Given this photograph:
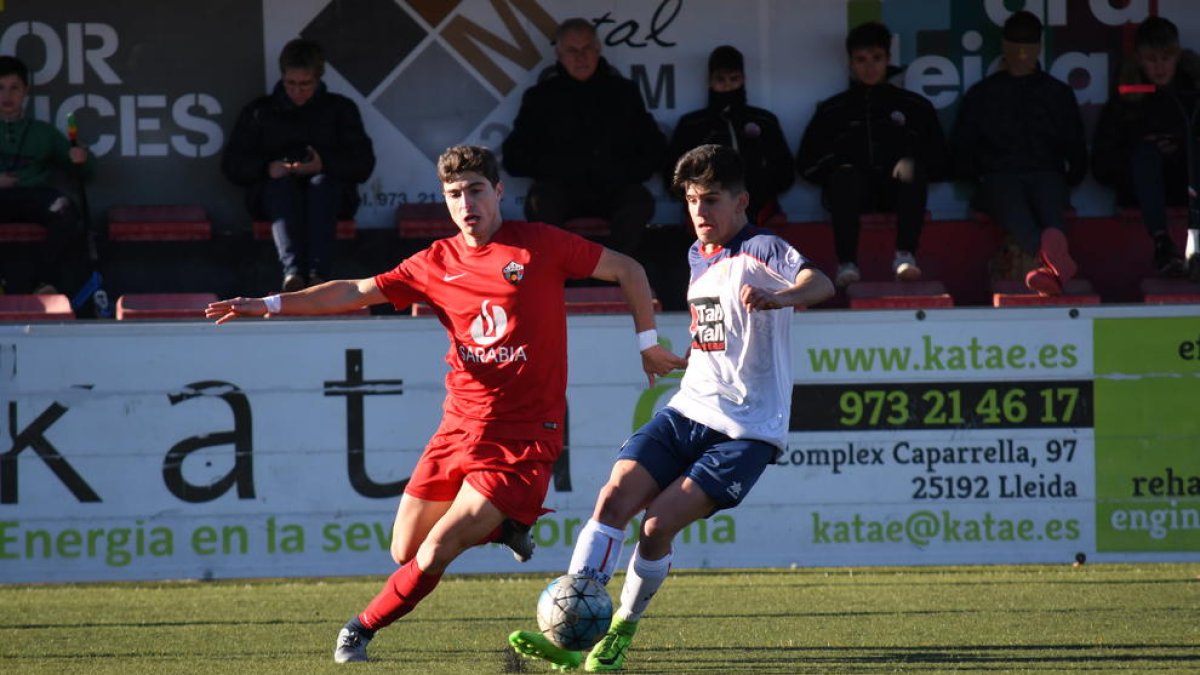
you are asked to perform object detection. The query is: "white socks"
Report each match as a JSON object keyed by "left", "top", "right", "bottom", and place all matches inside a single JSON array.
[
  {"left": 1186, "top": 228, "right": 1198, "bottom": 259},
  {"left": 615, "top": 545, "right": 671, "bottom": 623},
  {"left": 569, "top": 521, "right": 673, "bottom": 622},
  {"left": 568, "top": 519, "right": 626, "bottom": 585}
]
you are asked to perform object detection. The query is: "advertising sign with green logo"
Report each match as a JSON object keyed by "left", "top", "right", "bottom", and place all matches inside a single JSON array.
[{"left": 1094, "top": 317, "right": 1200, "bottom": 552}]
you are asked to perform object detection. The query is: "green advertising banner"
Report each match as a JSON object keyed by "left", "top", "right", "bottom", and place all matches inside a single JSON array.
[{"left": 1094, "top": 317, "right": 1200, "bottom": 552}]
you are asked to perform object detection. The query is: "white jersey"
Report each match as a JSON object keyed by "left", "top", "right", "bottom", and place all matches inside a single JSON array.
[{"left": 666, "top": 226, "right": 809, "bottom": 450}]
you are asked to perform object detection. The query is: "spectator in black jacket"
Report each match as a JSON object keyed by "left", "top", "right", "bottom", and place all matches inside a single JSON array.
[
  {"left": 222, "top": 39, "right": 376, "bottom": 292},
  {"left": 502, "top": 18, "right": 666, "bottom": 256},
  {"left": 1092, "top": 16, "right": 1193, "bottom": 279},
  {"left": 796, "top": 22, "right": 948, "bottom": 288},
  {"left": 951, "top": 11, "right": 1087, "bottom": 296},
  {"left": 665, "top": 45, "right": 793, "bottom": 226}
]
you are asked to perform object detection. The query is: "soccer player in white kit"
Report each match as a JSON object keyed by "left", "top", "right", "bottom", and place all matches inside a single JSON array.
[{"left": 510, "top": 144, "right": 835, "bottom": 671}]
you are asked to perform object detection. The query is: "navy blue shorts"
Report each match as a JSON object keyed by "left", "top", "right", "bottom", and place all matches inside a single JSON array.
[{"left": 617, "top": 407, "right": 777, "bottom": 512}]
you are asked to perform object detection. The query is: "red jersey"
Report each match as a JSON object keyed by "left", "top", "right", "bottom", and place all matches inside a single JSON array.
[{"left": 375, "top": 221, "right": 603, "bottom": 441}]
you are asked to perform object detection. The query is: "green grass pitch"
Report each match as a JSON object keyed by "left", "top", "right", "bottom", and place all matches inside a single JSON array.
[{"left": 2, "top": 564, "right": 1197, "bottom": 673}]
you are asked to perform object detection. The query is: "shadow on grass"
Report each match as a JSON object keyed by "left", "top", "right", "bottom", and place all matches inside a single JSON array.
[
  {"left": 6, "top": 601, "right": 1198, "bottom": 630},
  {"left": 629, "top": 643, "right": 1200, "bottom": 673},
  {"left": 4, "top": 643, "right": 1196, "bottom": 672},
  {"left": 700, "top": 576, "right": 1199, "bottom": 593}
]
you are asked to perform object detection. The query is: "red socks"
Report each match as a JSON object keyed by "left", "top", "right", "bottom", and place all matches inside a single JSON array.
[{"left": 358, "top": 559, "right": 443, "bottom": 631}]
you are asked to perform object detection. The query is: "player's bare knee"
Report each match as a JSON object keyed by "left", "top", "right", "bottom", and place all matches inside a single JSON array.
[
  {"left": 390, "top": 537, "right": 420, "bottom": 565},
  {"left": 389, "top": 544, "right": 410, "bottom": 566},
  {"left": 636, "top": 525, "right": 672, "bottom": 560},
  {"left": 593, "top": 482, "right": 640, "bottom": 525},
  {"left": 416, "top": 534, "right": 470, "bottom": 572},
  {"left": 638, "top": 515, "right": 678, "bottom": 554},
  {"left": 640, "top": 513, "right": 663, "bottom": 540}
]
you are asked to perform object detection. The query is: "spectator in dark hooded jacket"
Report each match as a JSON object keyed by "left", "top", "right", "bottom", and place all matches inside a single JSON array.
[
  {"left": 950, "top": 11, "right": 1087, "bottom": 296},
  {"left": 1092, "top": 16, "right": 1195, "bottom": 279},
  {"left": 797, "top": 21, "right": 947, "bottom": 288},
  {"left": 222, "top": 39, "right": 376, "bottom": 292},
  {"left": 665, "top": 45, "right": 793, "bottom": 226},
  {"left": 502, "top": 18, "right": 666, "bottom": 257}
]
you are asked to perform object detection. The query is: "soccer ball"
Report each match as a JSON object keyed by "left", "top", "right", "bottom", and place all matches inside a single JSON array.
[{"left": 536, "top": 573, "right": 613, "bottom": 650}]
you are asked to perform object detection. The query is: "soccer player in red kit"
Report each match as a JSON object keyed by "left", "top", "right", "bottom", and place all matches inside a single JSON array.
[{"left": 206, "top": 144, "right": 686, "bottom": 663}]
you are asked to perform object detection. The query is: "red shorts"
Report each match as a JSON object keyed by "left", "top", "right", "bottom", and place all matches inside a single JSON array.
[{"left": 404, "top": 424, "right": 561, "bottom": 525}]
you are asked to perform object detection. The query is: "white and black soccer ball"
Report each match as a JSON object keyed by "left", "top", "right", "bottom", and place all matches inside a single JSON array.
[{"left": 536, "top": 573, "right": 613, "bottom": 650}]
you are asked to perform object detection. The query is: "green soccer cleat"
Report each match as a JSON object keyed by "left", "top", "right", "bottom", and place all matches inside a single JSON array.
[
  {"left": 508, "top": 630, "right": 583, "bottom": 671},
  {"left": 585, "top": 617, "right": 638, "bottom": 672}
]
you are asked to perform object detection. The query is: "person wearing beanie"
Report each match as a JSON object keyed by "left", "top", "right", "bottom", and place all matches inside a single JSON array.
[
  {"left": 0, "top": 54, "right": 95, "bottom": 296},
  {"left": 1092, "top": 15, "right": 1196, "bottom": 279},
  {"left": 665, "top": 45, "right": 794, "bottom": 226},
  {"left": 796, "top": 21, "right": 948, "bottom": 288},
  {"left": 950, "top": 10, "right": 1088, "bottom": 296}
]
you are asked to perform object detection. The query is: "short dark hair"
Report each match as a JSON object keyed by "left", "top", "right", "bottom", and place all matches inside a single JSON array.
[
  {"left": 672, "top": 144, "right": 746, "bottom": 196},
  {"left": 1136, "top": 16, "right": 1180, "bottom": 52},
  {"left": 846, "top": 21, "right": 891, "bottom": 54},
  {"left": 278, "top": 39, "right": 325, "bottom": 77},
  {"left": 0, "top": 55, "right": 29, "bottom": 87},
  {"left": 437, "top": 145, "right": 500, "bottom": 186},
  {"left": 708, "top": 45, "right": 744, "bottom": 75},
  {"left": 1003, "top": 11, "right": 1043, "bottom": 44},
  {"left": 554, "top": 17, "right": 596, "bottom": 43}
]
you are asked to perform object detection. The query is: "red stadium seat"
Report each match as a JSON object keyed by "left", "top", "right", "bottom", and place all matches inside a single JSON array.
[
  {"left": 858, "top": 210, "right": 932, "bottom": 228},
  {"left": 0, "top": 222, "right": 48, "bottom": 242},
  {"left": 107, "top": 205, "right": 211, "bottom": 241},
  {"left": 396, "top": 206, "right": 612, "bottom": 240},
  {"left": 563, "top": 286, "right": 661, "bottom": 314},
  {"left": 974, "top": 208, "right": 1077, "bottom": 227},
  {"left": 410, "top": 286, "right": 661, "bottom": 316},
  {"left": 562, "top": 216, "right": 611, "bottom": 238},
  {"left": 0, "top": 294, "right": 74, "bottom": 321},
  {"left": 1140, "top": 278, "right": 1200, "bottom": 304},
  {"left": 847, "top": 281, "right": 953, "bottom": 309},
  {"left": 253, "top": 220, "right": 356, "bottom": 240},
  {"left": 1118, "top": 207, "right": 1189, "bottom": 230},
  {"left": 115, "top": 293, "right": 218, "bottom": 320},
  {"left": 992, "top": 279, "right": 1101, "bottom": 307},
  {"left": 396, "top": 203, "right": 456, "bottom": 239}
]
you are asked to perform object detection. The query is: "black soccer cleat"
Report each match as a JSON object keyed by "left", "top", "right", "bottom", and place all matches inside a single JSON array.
[
  {"left": 333, "top": 621, "right": 372, "bottom": 663},
  {"left": 500, "top": 518, "right": 535, "bottom": 563}
]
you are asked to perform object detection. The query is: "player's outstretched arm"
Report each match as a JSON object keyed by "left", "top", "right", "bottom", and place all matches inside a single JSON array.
[
  {"left": 741, "top": 266, "right": 834, "bottom": 312},
  {"left": 589, "top": 248, "right": 688, "bottom": 386},
  {"left": 206, "top": 278, "right": 385, "bottom": 325}
]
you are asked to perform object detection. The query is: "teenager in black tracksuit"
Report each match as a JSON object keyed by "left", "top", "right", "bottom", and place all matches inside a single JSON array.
[
  {"left": 796, "top": 22, "right": 947, "bottom": 288},
  {"left": 950, "top": 12, "right": 1087, "bottom": 296},
  {"left": 1092, "top": 16, "right": 1194, "bottom": 278},
  {"left": 665, "top": 45, "right": 793, "bottom": 226}
]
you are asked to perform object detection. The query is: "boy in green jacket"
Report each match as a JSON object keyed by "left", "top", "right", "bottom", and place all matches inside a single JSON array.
[{"left": 0, "top": 55, "right": 94, "bottom": 294}]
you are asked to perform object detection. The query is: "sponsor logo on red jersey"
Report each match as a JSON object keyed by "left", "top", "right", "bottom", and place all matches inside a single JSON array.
[
  {"left": 469, "top": 299, "right": 507, "bottom": 346},
  {"left": 460, "top": 299, "right": 528, "bottom": 363}
]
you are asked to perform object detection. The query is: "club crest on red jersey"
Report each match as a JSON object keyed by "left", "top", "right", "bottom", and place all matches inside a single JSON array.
[{"left": 503, "top": 261, "right": 525, "bottom": 285}]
